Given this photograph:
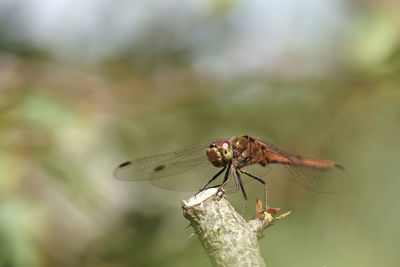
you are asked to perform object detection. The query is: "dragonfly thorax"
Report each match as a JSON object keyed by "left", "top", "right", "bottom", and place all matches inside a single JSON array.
[{"left": 206, "top": 139, "right": 233, "bottom": 167}]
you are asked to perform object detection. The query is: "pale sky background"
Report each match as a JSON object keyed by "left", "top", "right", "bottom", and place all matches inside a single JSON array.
[{"left": 1, "top": 0, "right": 352, "bottom": 77}]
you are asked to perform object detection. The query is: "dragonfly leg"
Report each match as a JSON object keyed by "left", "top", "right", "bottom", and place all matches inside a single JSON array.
[
  {"left": 239, "top": 169, "right": 268, "bottom": 209},
  {"left": 217, "top": 164, "right": 236, "bottom": 189},
  {"left": 203, "top": 164, "right": 232, "bottom": 192},
  {"left": 235, "top": 170, "right": 247, "bottom": 216},
  {"left": 200, "top": 165, "right": 227, "bottom": 192},
  {"left": 222, "top": 164, "right": 232, "bottom": 184},
  {"left": 232, "top": 168, "right": 240, "bottom": 191},
  {"left": 214, "top": 165, "right": 234, "bottom": 197}
]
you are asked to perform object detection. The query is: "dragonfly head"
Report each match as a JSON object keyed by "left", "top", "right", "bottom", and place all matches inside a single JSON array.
[{"left": 206, "top": 139, "right": 233, "bottom": 167}]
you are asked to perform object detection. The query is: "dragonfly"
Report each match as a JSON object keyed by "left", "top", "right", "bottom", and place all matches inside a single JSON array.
[{"left": 114, "top": 135, "right": 347, "bottom": 214}]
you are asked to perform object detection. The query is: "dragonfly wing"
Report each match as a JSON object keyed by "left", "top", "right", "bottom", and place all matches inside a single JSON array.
[
  {"left": 114, "top": 144, "right": 207, "bottom": 181},
  {"left": 283, "top": 164, "right": 348, "bottom": 193},
  {"left": 114, "top": 144, "right": 224, "bottom": 191},
  {"left": 254, "top": 137, "right": 349, "bottom": 193}
]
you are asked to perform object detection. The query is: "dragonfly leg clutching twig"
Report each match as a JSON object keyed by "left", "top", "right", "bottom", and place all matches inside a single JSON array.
[
  {"left": 200, "top": 165, "right": 227, "bottom": 192},
  {"left": 235, "top": 170, "right": 248, "bottom": 216},
  {"left": 239, "top": 169, "right": 268, "bottom": 210}
]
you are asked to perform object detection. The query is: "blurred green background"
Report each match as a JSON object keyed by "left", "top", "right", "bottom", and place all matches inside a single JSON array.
[{"left": 0, "top": 1, "right": 400, "bottom": 266}]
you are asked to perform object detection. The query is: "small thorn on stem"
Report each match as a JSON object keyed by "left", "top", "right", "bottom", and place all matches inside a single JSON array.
[{"left": 187, "top": 232, "right": 195, "bottom": 239}]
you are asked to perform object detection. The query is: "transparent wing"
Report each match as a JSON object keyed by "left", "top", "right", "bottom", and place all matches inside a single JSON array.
[
  {"left": 114, "top": 144, "right": 225, "bottom": 191},
  {"left": 114, "top": 144, "right": 207, "bottom": 181},
  {"left": 255, "top": 138, "right": 349, "bottom": 193},
  {"left": 114, "top": 142, "right": 271, "bottom": 192},
  {"left": 282, "top": 164, "right": 348, "bottom": 193}
]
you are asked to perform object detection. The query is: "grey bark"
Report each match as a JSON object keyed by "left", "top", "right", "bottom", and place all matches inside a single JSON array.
[{"left": 182, "top": 188, "right": 267, "bottom": 267}]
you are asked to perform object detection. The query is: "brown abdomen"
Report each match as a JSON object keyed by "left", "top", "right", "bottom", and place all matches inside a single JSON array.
[{"left": 265, "top": 149, "right": 336, "bottom": 169}]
